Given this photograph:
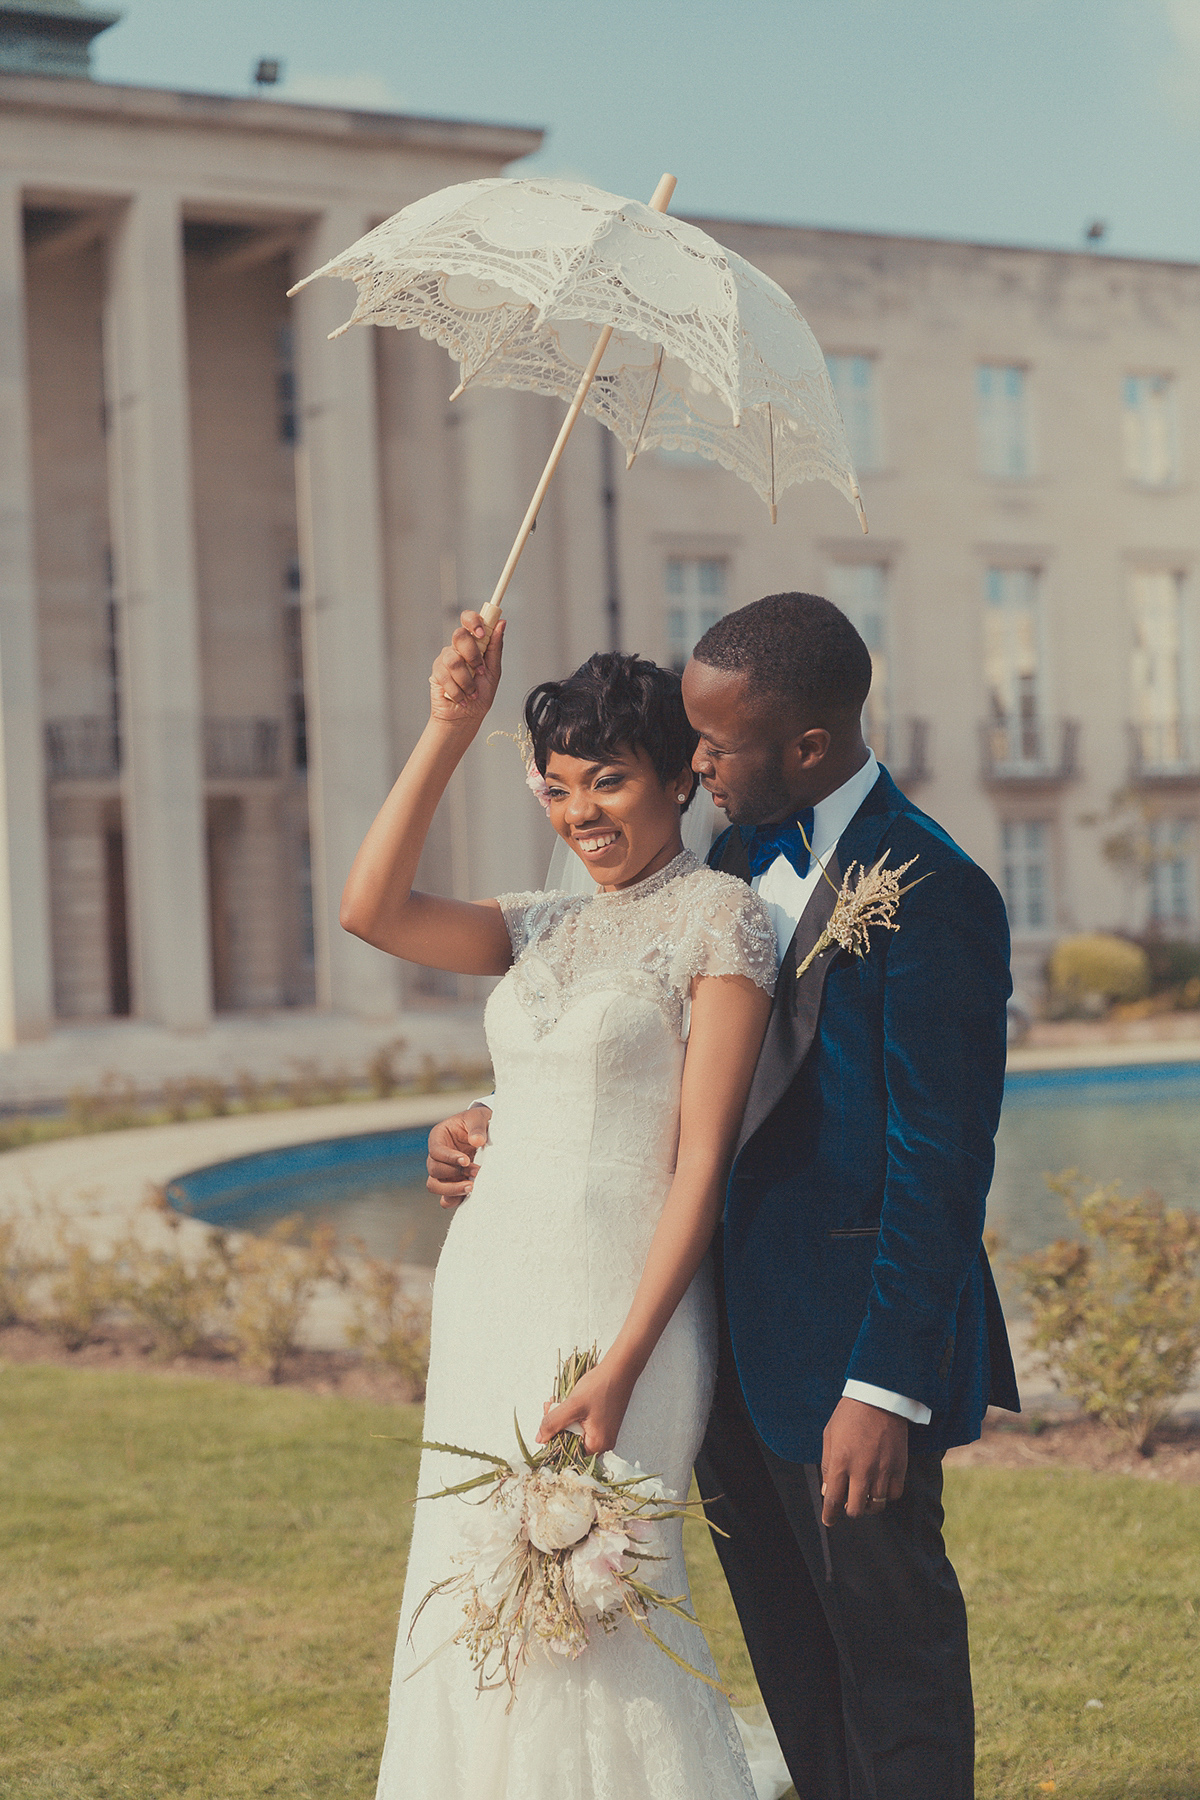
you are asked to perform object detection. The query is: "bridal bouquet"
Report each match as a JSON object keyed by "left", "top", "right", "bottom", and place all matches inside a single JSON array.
[{"left": 402, "top": 1346, "right": 723, "bottom": 1706}]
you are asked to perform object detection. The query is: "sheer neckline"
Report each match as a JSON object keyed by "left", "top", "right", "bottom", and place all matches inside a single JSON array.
[{"left": 594, "top": 847, "right": 701, "bottom": 903}]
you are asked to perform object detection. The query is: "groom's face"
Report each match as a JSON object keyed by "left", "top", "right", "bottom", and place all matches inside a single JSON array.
[{"left": 681, "top": 660, "right": 827, "bottom": 827}]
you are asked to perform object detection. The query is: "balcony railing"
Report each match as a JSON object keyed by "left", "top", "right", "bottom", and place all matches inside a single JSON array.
[
  {"left": 44, "top": 717, "right": 285, "bottom": 782},
  {"left": 44, "top": 717, "right": 121, "bottom": 781},
  {"left": 1128, "top": 720, "right": 1200, "bottom": 783},
  {"left": 204, "top": 718, "right": 282, "bottom": 780},
  {"left": 980, "top": 717, "right": 1080, "bottom": 784},
  {"left": 869, "top": 718, "right": 932, "bottom": 787}
]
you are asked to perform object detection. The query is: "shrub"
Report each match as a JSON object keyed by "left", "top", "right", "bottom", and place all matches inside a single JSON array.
[
  {"left": 41, "top": 1230, "right": 119, "bottom": 1350},
  {"left": 345, "top": 1247, "right": 430, "bottom": 1396},
  {"left": 224, "top": 1216, "right": 339, "bottom": 1382},
  {"left": 366, "top": 1038, "right": 408, "bottom": 1099},
  {"left": 284, "top": 1060, "right": 323, "bottom": 1108},
  {"left": 0, "top": 1219, "right": 43, "bottom": 1326},
  {"left": 1142, "top": 938, "right": 1200, "bottom": 993},
  {"left": 66, "top": 1073, "right": 142, "bottom": 1133},
  {"left": 235, "top": 1069, "right": 274, "bottom": 1111},
  {"left": 1016, "top": 1173, "right": 1200, "bottom": 1452},
  {"left": 1047, "top": 933, "right": 1150, "bottom": 1013},
  {"left": 115, "top": 1194, "right": 232, "bottom": 1358}
]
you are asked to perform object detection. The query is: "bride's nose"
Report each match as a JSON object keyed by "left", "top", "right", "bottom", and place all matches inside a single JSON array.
[{"left": 564, "top": 788, "right": 602, "bottom": 825}]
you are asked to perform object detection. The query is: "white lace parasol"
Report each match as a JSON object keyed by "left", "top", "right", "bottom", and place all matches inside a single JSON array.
[{"left": 290, "top": 174, "right": 866, "bottom": 632}]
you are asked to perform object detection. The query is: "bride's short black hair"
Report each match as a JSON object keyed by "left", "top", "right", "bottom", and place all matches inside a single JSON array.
[{"left": 525, "top": 652, "right": 699, "bottom": 807}]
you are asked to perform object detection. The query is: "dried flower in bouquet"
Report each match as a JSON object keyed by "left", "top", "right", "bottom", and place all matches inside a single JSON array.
[{"left": 387, "top": 1346, "right": 725, "bottom": 1708}]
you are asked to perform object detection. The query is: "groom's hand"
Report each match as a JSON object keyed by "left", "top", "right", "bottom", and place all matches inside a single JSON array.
[
  {"left": 820, "top": 1398, "right": 908, "bottom": 1524},
  {"left": 426, "top": 1105, "right": 492, "bottom": 1208}
]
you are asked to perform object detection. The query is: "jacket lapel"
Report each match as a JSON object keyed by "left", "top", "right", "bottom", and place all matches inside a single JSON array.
[{"left": 728, "top": 769, "right": 911, "bottom": 1156}]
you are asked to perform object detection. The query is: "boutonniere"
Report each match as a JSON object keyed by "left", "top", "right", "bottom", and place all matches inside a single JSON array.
[{"left": 795, "top": 824, "right": 924, "bottom": 979}]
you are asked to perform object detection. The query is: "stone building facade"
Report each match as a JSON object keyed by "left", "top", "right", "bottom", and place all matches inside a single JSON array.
[{"left": 1, "top": 22, "right": 1197, "bottom": 1044}]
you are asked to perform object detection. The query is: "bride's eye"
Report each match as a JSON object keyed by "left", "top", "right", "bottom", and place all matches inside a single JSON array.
[{"left": 594, "top": 773, "right": 623, "bottom": 791}]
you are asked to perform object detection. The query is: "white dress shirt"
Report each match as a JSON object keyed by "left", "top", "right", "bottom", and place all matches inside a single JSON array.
[{"left": 750, "top": 752, "right": 932, "bottom": 1428}]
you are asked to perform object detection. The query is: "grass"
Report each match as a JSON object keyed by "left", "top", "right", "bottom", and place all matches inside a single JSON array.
[{"left": 1, "top": 1365, "right": 1196, "bottom": 1799}]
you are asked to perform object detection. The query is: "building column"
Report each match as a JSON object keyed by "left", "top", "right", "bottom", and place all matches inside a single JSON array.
[
  {"left": 0, "top": 179, "right": 54, "bottom": 1042},
  {"left": 292, "top": 209, "right": 397, "bottom": 1018},
  {"left": 103, "top": 188, "right": 211, "bottom": 1027}
]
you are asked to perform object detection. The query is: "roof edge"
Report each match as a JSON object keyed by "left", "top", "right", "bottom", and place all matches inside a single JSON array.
[
  {"left": 686, "top": 211, "right": 1200, "bottom": 276},
  {"left": 0, "top": 69, "right": 544, "bottom": 158}
]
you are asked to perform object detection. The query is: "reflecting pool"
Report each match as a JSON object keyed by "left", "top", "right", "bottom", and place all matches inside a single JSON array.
[
  {"left": 991, "top": 1060, "right": 1200, "bottom": 1255},
  {"left": 167, "top": 1060, "right": 1200, "bottom": 1269}
]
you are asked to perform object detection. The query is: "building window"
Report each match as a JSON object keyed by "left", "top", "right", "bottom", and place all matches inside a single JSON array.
[
  {"left": 976, "top": 364, "right": 1030, "bottom": 478},
  {"left": 1131, "top": 569, "right": 1189, "bottom": 766},
  {"left": 1002, "top": 819, "right": 1053, "bottom": 934},
  {"left": 984, "top": 566, "right": 1043, "bottom": 761},
  {"left": 1147, "top": 818, "right": 1196, "bottom": 928},
  {"left": 826, "top": 355, "right": 881, "bottom": 471},
  {"left": 828, "top": 561, "right": 889, "bottom": 753},
  {"left": 1123, "top": 375, "right": 1177, "bottom": 487},
  {"left": 276, "top": 322, "right": 298, "bottom": 446},
  {"left": 665, "top": 556, "right": 727, "bottom": 672}
]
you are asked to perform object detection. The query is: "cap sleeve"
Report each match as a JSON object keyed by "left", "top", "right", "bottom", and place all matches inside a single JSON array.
[
  {"left": 493, "top": 889, "right": 582, "bottom": 961},
  {"left": 668, "top": 872, "right": 778, "bottom": 998}
]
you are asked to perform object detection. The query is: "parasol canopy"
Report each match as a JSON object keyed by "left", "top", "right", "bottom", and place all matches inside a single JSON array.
[{"left": 290, "top": 175, "right": 866, "bottom": 634}]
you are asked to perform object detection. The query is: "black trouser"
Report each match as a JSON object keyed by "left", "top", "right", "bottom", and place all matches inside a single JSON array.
[{"left": 694, "top": 1325, "right": 974, "bottom": 1800}]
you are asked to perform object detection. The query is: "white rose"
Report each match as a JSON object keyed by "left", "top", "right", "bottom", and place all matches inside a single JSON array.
[
  {"left": 457, "top": 1481, "right": 524, "bottom": 1608},
  {"left": 600, "top": 1452, "right": 671, "bottom": 1502},
  {"left": 569, "top": 1528, "right": 633, "bottom": 1615},
  {"left": 524, "top": 1471, "right": 598, "bottom": 1552}
]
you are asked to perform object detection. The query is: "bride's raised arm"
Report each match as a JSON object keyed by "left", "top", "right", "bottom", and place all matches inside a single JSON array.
[{"left": 339, "top": 610, "right": 514, "bottom": 976}]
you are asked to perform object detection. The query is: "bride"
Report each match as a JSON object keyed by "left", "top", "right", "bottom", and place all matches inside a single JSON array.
[{"left": 341, "top": 610, "right": 777, "bottom": 1800}]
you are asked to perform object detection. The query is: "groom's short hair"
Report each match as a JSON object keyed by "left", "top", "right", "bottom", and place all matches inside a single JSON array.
[{"left": 691, "top": 592, "right": 872, "bottom": 723}]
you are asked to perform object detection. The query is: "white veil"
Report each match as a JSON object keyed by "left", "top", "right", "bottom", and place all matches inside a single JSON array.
[{"left": 543, "top": 786, "right": 724, "bottom": 894}]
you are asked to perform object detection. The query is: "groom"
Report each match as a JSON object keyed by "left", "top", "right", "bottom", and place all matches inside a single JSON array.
[{"left": 426, "top": 592, "right": 1018, "bottom": 1800}]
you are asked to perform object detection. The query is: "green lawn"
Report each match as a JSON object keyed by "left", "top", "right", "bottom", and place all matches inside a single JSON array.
[{"left": 1, "top": 1365, "right": 1196, "bottom": 1799}]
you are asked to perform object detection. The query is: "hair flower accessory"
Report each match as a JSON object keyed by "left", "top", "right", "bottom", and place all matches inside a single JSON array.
[
  {"left": 525, "top": 763, "right": 553, "bottom": 813},
  {"left": 488, "top": 724, "right": 553, "bottom": 814}
]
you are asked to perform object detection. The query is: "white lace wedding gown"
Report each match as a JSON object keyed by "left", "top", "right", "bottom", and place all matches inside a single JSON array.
[{"left": 375, "top": 849, "right": 778, "bottom": 1800}]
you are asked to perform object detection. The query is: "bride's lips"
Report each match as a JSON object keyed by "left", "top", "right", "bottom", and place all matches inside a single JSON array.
[{"left": 574, "top": 829, "right": 622, "bottom": 859}]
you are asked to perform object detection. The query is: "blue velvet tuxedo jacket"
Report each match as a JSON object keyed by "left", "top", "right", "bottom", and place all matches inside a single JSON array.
[{"left": 709, "top": 766, "right": 1020, "bottom": 1464}]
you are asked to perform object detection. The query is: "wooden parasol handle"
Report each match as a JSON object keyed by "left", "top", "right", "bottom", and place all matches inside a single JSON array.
[{"left": 476, "top": 173, "right": 677, "bottom": 644}]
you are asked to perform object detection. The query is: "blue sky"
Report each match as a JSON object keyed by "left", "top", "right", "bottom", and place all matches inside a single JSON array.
[{"left": 91, "top": 0, "right": 1200, "bottom": 263}]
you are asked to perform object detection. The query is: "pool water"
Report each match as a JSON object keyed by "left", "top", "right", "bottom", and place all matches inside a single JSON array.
[
  {"left": 166, "top": 1129, "right": 450, "bottom": 1266},
  {"left": 166, "top": 1062, "right": 1200, "bottom": 1269},
  {"left": 992, "top": 1061, "right": 1200, "bottom": 1255}
]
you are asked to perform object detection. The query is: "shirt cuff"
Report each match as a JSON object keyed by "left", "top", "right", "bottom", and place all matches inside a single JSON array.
[{"left": 842, "top": 1379, "right": 932, "bottom": 1426}]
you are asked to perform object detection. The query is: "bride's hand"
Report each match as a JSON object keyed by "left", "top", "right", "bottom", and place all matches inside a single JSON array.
[
  {"left": 535, "top": 1362, "right": 635, "bottom": 1456},
  {"left": 429, "top": 609, "right": 506, "bottom": 728}
]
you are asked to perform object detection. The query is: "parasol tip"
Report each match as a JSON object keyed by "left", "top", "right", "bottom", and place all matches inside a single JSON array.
[
  {"left": 855, "top": 491, "right": 869, "bottom": 535},
  {"left": 647, "top": 173, "right": 677, "bottom": 214}
]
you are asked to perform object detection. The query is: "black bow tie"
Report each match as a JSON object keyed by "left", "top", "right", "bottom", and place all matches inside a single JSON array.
[{"left": 740, "top": 808, "right": 816, "bottom": 879}]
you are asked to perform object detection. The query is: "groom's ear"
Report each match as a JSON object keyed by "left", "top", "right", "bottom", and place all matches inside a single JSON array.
[{"left": 785, "top": 725, "right": 831, "bottom": 774}]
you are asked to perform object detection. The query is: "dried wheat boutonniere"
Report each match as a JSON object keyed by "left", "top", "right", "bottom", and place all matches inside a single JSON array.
[{"left": 796, "top": 846, "right": 925, "bottom": 980}]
